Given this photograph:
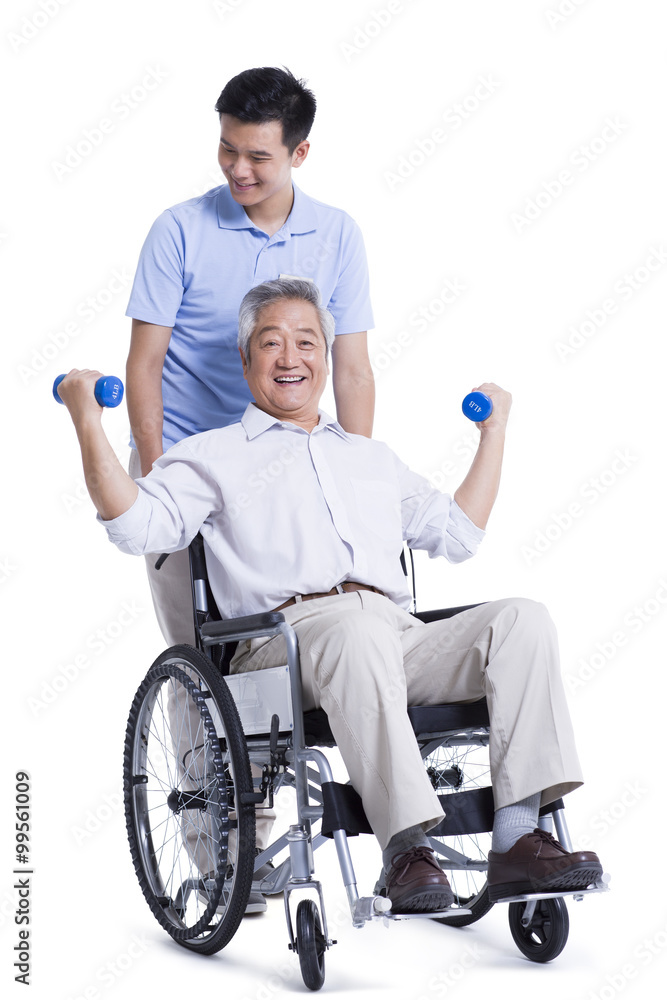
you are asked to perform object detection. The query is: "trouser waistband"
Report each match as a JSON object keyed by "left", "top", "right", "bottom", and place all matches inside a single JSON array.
[{"left": 273, "top": 582, "right": 384, "bottom": 612}]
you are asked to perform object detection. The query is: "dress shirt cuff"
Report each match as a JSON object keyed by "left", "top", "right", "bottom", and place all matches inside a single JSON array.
[
  {"left": 96, "top": 489, "right": 153, "bottom": 553},
  {"left": 449, "top": 498, "right": 486, "bottom": 553}
]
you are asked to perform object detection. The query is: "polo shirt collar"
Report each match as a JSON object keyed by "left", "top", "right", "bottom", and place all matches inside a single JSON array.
[
  {"left": 217, "top": 185, "right": 255, "bottom": 230},
  {"left": 217, "top": 183, "right": 317, "bottom": 235},
  {"left": 284, "top": 183, "right": 317, "bottom": 235},
  {"left": 241, "top": 403, "right": 350, "bottom": 441}
]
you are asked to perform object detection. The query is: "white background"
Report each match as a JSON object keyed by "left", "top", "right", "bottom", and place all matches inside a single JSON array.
[{"left": 2, "top": 0, "right": 666, "bottom": 997}]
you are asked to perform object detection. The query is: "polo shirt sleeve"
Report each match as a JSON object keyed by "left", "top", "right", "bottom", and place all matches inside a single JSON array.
[
  {"left": 327, "top": 215, "right": 374, "bottom": 335},
  {"left": 125, "top": 209, "right": 186, "bottom": 328},
  {"left": 397, "top": 459, "right": 485, "bottom": 563}
]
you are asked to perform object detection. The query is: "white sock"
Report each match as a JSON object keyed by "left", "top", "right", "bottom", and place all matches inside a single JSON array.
[{"left": 491, "top": 793, "right": 541, "bottom": 853}]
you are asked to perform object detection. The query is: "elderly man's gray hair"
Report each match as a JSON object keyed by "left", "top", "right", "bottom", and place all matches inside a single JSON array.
[{"left": 237, "top": 278, "right": 335, "bottom": 358}]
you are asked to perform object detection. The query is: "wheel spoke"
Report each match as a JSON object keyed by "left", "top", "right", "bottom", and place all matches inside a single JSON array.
[
  {"left": 124, "top": 650, "right": 255, "bottom": 953},
  {"left": 422, "top": 738, "right": 493, "bottom": 925}
]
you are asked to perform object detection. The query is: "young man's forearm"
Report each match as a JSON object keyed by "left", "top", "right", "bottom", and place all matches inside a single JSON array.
[
  {"left": 126, "top": 369, "right": 165, "bottom": 476},
  {"left": 126, "top": 321, "right": 172, "bottom": 475},
  {"left": 334, "top": 374, "right": 375, "bottom": 436},
  {"left": 332, "top": 332, "right": 375, "bottom": 437}
]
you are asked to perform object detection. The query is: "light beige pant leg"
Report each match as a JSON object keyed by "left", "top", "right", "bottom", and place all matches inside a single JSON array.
[
  {"left": 231, "top": 592, "right": 443, "bottom": 850},
  {"left": 231, "top": 593, "right": 584, "bottom": 849},
  {"left": 167, "top": 674, "right": 274, "bottom": 868},
  {"left": 167, "top": 676, "right": 220, "bottom": 876},
  {"left": 400, "top": 596, "right": 584, "bottom": 810},
  {"left": 128, "top": 448, "right": 196, "bottom": 647}
]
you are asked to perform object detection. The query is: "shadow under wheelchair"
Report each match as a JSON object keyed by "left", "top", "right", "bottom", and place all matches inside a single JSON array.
[{"left": 122, "top": 536, "right": 610, "bottom": 991}]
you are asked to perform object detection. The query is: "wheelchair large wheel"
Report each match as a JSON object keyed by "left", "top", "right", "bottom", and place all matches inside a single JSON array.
[
  {"left": 508, "top": 897, "right": 569, "bottom": 963},
  {"left": 422, "top": 739, "right": 494, "bottom": 927},
  {"left": 124, "top": 645, "right": 255, "bottom": 954}
]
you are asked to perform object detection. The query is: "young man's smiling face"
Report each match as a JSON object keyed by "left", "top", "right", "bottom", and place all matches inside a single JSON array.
[
  {"left": 218, "top": 115, "right": 309, "bottom": 214},
  {"left": 240, "top": 298, "right": 329, "bottom": 431}
]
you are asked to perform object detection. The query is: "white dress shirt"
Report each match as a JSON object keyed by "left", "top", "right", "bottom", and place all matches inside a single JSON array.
[{"left": 103, "top": 405, "right": 485, "bottom": 618}]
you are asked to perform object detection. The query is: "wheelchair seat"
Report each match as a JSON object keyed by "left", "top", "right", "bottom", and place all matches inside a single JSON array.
[{"left": 303, "top": 699, "right": 490, "bottom": 747}]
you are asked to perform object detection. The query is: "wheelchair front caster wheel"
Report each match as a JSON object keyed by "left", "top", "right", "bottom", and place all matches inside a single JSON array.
[
  {"left": 508, "top": 897, "right": 569, "bottom": 963},
  {"left": 296, "top": 899, "right": 326, "bottom": 991}
]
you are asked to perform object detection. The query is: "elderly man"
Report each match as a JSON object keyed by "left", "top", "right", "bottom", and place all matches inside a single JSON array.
[{"left": 58, "top": 278, "right": 602, "bottom": 914}]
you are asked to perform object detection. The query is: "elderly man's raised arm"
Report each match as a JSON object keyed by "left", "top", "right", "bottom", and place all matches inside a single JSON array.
[
  {"left": 57, "top": 369, "right": 139, "bottom": 522},
  {"left": 454, "top": 382, "right": 512, "bottom": 530},
  {"left": 398, "top": 382, "right": 512, "bottom": 561},
  {"left": 58, "top": 368, "right": 222, "bottom": 560}
]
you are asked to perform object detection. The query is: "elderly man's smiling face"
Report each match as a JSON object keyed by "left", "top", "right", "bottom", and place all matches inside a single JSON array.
[{"left": 240, "top": 298, "right": 329, "bottom": 432}]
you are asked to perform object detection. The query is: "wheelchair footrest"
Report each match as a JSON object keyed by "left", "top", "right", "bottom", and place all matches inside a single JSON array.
[
  {"left": 490, "top": 873, "right": 611, "bottom": 905},
  {"left": 351, "top": 895, "right": 392, "bottom": 926},
  {"left": 387, "top": 907, "right": 473, "bottom": 922},
  {"left": 351, "top": 895, "right": 472, "bottom": 926}
]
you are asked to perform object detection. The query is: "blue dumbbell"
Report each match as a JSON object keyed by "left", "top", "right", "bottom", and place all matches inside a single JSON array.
[
  {"left": 462, "top": 391, "right": 493, "bottom": 422},
  {"left": 53, "top": 373, "right": 124, "bottom": 408}
]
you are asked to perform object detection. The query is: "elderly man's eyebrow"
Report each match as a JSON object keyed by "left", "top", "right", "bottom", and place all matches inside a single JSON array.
[{"left": 257, "top": 325, "right": 321, "bottom": 335}]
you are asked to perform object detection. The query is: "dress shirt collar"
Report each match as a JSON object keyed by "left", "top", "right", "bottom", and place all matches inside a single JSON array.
[
  {"left": 217, "top": 183, "right": 316, "bottom": 235},
  {"left": 241, "top": 402, "right": 350, "bottom": 441}
]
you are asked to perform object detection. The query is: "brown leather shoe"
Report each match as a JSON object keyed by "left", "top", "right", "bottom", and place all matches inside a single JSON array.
[
  {"left": 487, "top": 828, "right": 603, "bottom": 901},
  {"left": 385, "top": 845, "right": 454, "bottom": 913}
]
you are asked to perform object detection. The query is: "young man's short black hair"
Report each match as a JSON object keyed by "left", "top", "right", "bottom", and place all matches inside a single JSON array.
[{"left": 215, "top": 66, "right": 316, "bottom": 154}]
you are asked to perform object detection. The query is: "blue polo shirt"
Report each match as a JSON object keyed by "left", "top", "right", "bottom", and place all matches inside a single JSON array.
[{"left": 126, "top": 183, "right": 374, "bottom": 449}]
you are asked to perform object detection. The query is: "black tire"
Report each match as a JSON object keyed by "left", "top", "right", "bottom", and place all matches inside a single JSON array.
[
  {"left": 423, "top": 740, "right": 494, "bottom": 927},
  {"left": 508, "top": 897, "right": 570, "bottom": 963},
  {"left": 124, "top": 645, "right": 255, "bottom": 954},
  {"left": 296, "top": 899, "right": 326, "bottom": 991}
]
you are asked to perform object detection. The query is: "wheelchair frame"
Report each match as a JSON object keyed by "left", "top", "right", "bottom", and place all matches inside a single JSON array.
[{"left": 123, "top": 534, "right": 609, "bottom": 990}]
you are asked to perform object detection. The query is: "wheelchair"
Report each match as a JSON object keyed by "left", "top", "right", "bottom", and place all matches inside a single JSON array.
[{"left": 123, "top": 535, "right": 609, "bottom": 990}]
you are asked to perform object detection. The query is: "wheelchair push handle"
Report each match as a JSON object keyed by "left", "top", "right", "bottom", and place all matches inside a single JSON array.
[
  {"left": 53, "top": 373, "right": 124, "bottom": 408},
  {"left": 462, "top": 391, "right": 493, "bottom": 422}
]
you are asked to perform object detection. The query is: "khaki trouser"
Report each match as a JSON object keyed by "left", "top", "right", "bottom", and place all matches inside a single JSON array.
[
  {"left": 129, "top": 449, "right": 276, "bottom": 850},
  {"left": 129, "top": 449, "right": 196, "bottom": 647},
  {"left": 230, "top": 591, "right": 584, "bottom": 850}
]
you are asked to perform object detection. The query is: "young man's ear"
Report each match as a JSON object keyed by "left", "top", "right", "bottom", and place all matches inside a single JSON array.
[{"left": 291, "top": 139, "right": 310, "bottom": 169}]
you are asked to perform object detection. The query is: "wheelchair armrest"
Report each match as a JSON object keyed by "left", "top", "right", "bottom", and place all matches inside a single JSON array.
[
  {"left": 412, "top": 603, "right": 485, "bottom": 624},
  {"left": 199, "top": 611, "right": 286, "bottom": 646}
]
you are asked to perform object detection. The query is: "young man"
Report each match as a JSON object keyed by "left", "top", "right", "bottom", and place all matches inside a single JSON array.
[
  {"left": 58, "top": 278, "right": 602, "bottom": 916},
  {"left": 125, "top": 67, "right": 375, "bottom": 648}
]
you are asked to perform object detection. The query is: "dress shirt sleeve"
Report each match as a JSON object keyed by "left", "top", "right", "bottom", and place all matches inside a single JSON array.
[
  {"left": 398, "top": 461, "right": 486, "bottom": 563},
  {"left": 125, "top": 209, "right": 185, "bottom": 327},
  {"left": 98, "top": 443, "right": 221, "bottom": 556},
  {"left": 327, "top": 215, "right": 374, "bottom": 335}
]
